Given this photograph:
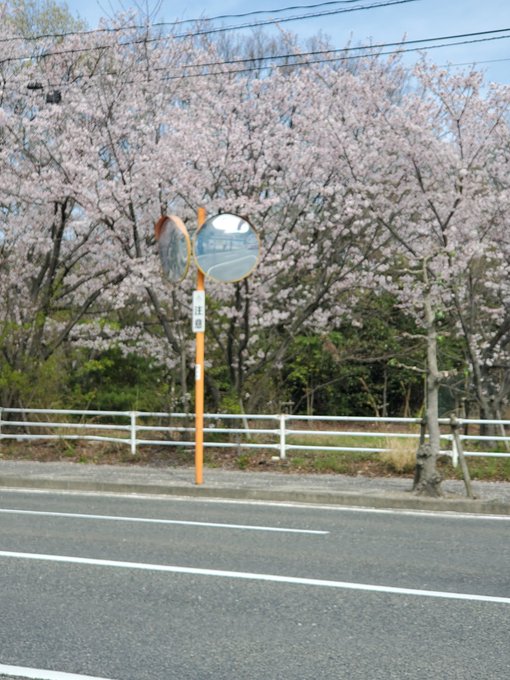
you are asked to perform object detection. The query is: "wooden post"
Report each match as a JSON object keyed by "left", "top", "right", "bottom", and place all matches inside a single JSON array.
[{"left": 450, "top": 414, "right": 475, "bottom": 499}]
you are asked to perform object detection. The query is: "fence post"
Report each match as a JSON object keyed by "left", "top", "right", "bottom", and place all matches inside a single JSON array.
[
  {"left": 451, "top": 432, "right": 459, "bottom": 467},
  {"left": 450, "top": 414, "right": 475, "bottom": 499},
  {"left": 279, "top": 414, "right": 287, "bottom": 460},
  {"left": 130, "top": 411, "right": 137, "bottom": 455}
]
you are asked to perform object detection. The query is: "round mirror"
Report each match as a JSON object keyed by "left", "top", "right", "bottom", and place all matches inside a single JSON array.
[
  {"left": 193, "top": 213, "right": 260, "bottom": 283},
  {"left": 154, "top": 215, "right": 191, "bottom": 283}
]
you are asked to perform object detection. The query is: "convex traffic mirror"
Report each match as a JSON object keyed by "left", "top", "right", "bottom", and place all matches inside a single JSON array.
[
  {"left": 193, "top": 213, "right": 260, "bottom": 284},
  {"left": 154, "top": 215, "right": 191, "bottom": 283}
]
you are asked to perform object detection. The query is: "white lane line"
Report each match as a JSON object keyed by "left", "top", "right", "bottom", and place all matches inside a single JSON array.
[
  {"left": 2, "top": 488, "right": 510, "bottom": 522},
  {"left": 147, "top": 495, "right": 510, "bottom": 521},
  {"left": 1, "top": 550, "right": 509, "bottom": 605},
  {"left": 0, "top": 508, "right": 327, "bottom": 535},
  {"left": 207, "top": 253, "right": 257, "bottom": 276},
  {"left": 0, "top": 663, "right": 116, "bottom": 680}
]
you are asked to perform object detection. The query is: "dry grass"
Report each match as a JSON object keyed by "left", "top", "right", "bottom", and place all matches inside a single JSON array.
[
  {"left": 380, "top": 437, "right": 417, "bottom": 474},
  {"left": 2, "top": 431, "right": 510, "bottom": 481}
]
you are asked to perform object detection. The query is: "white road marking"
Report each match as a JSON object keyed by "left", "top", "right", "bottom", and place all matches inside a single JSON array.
[
  {"left": 210, "top": 500, "right": 510, "bottom": 522},
  {"left": 206, "top": 253, "right": 257, "bottom": 276},
  {"left": 1, "top": 487, "right": 509, "bottom": 522},
  {"left": 0, "top": 663, "right": 116, "bottom": 680},
  {"left": 0, "top": 507, "right": 327, "bottom": 535},
  {"left": 143, "top": 494, "right": 510, "bottom": 522},
  {"left": 1, "top": 550, "right": 509, "bottom": 605}
]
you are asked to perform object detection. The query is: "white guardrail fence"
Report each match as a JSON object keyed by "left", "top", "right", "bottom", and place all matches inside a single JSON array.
[{"left": 0, "top": 408, "right": 509, "bottom": 465}]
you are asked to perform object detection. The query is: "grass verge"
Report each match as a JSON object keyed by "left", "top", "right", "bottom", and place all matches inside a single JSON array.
[{"left": 0, "top": 433, "right": 509, "bottom": 481}]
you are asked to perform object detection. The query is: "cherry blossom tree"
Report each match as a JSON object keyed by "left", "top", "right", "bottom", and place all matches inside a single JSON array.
[
  {"left": 1, "top": 0, "right": 85, "bottom": 37},
  {"left": 357, "top": 63, "right": 510, "bottom": 492},
  {"left": 161, "top": 49, "right": 410, "bottom": 410},
  {"left": 2, "top": 6, "right": 510, "bottom": 455},
  {"left": 0, "top": 17, "right": 180, "bottom": 405}
]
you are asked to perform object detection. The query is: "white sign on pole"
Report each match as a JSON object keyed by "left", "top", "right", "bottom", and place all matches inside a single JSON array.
[{"left": 192, "top": 290, "right": 206, "bottom": 332}]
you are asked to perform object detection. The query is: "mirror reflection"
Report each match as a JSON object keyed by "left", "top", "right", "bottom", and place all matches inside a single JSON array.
[
  {"left": 194, "top": 213, "right": 260, "bottom": 283},
  {"left": 155, "top": 215, "right": 191, "bottom": 283}
]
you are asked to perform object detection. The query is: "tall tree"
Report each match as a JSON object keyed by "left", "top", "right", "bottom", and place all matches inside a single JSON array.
[
  {"left": 2, "top": 9, "right": 510, "bottom": 442},
  {"left": 1, "top": 0, "right": 85, "bottom": 37},
  {"left": 359, "top": 63, "right": 510, "bottom": 491}
]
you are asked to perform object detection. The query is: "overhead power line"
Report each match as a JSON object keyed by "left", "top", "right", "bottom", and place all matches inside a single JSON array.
[
  {"left": 177, "top": 0, "right": 386, "bottom": 21},
  {"left": 151, "top": 28, "right": 510, "bottom": 73},
  {"left": 7, "top": 28, "right": 508, "bottom": 94},
  {"left": 8, "top": 26, "right": 509, "bottom": 76},
  {"left": 162, "top": 0, "right": 420, "bottom": 40},
  {"left": 160, "top": 32, "right": 510, "bottom": 80},
  {"left": 0, "top": 0, "right": 419, "bottom": 65},
  {"left": 444, "top": 56, "right": 510, "bottom": 69},
  {"left": 0, "top": 1, "right": 391, "bottom": 42},
  {"left": 0, "top": 0, "right": 415, "bottom": 43}
]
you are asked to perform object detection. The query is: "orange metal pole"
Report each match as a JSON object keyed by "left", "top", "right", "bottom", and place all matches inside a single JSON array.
[{"left": 195, "top": 207, "right": 206, "bottom": 485}]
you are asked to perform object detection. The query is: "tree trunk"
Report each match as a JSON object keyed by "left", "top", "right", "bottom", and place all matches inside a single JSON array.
[
  {"left": 413, "top": 288, "right": 443, "bottom": 496},
  {"left": 413, "top": 443, "right": 443, "bottom": 496}
]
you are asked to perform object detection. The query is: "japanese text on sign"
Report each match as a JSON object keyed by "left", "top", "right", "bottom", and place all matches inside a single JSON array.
[{"left": 192, "top": 290, "right": 206, "bottom": 332}]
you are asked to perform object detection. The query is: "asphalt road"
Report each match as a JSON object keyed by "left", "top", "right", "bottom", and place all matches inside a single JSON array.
[{"left": 1, "top": 489, "right": 509, "bottom": 679}]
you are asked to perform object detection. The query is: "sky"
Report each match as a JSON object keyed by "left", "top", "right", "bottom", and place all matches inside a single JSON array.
[{"left": 64, "top": 0, "right": 510, "bottom": 84}]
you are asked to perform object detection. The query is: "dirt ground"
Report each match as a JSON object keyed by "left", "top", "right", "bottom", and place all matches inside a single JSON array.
[
  {"left": 1, "top": 427, "right": 508, "bottom": 482},
  {"left": 0, "top": 437, "right": 402, "bottom": 472},
  {"left": 0, "top": 437, "right": 449, "bottom": 480}
]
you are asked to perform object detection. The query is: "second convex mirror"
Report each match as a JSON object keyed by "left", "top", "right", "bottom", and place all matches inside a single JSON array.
[
  {"left": 194, "top": 213, "right": 260, "bottom": 284},
  {"left": 154, "top": 215, "right": 191, "bottom": 284}
]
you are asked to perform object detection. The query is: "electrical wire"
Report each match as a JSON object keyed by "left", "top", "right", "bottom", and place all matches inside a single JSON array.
[
  {"left": 0, "top": 0, "right": 410, "bottom": 43},
  {"left": 0, "top": 0, "right": 388, "bottom": 42},
  {"left": 0, "top": 0, "right": 420, "bottom": 65},
  {"left": 174, "top": 0, "right": 419, "bottom": 39},
  {"left": 8, "top": 26, "right": 509, "bottom": 77},
  {"left": 136, "top": 27, "right": 510, "bottom": 73},
  {"left": 0, "top": 1, "right": 505, "bottom": 85},
  {"left": 159, "top": 33, "right": 510, "bottom": 80},
  {"left": 441, "top": 56, "right": 510, "bottom": 69},
  {"left": 4, "top": 29, "right": 507, "bottom": 95}
]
